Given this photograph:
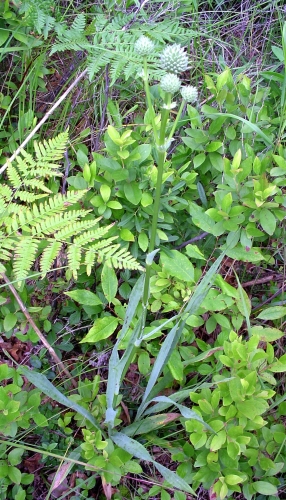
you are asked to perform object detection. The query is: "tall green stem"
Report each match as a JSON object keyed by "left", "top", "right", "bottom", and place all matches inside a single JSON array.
[{"left": 142, "top": 93, "right": 172, "bottom": 307}]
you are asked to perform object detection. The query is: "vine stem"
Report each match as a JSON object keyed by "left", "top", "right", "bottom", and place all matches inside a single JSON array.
[{"left": 0, "top": 273, "right": 77, "bottom": 388}]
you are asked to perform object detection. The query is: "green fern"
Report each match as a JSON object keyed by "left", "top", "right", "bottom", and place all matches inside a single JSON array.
[
  {"left": 0, "top": 133, "right": 144, "bottom": 283},
  {"left": 51, "top": 11, "right": 196, "bottom": 84},
  {"left": 19, "top": 0, "right": 56, "bottom": 38}
]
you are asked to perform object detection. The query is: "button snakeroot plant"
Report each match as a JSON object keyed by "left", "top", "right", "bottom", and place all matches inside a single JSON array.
[{"left": 134, "top": 37, "right": 199, "bottom": 310}]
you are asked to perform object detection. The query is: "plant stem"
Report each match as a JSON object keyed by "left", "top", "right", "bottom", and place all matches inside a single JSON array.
[
  {"left": 142, "top": 93, "right": 172, "bottom": 307},
  {"left": 143, "top": 58, "right": 159, "bottom": 144}
]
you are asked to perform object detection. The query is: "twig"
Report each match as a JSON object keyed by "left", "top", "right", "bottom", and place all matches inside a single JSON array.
[
  {"left": 0, "top": 273, "right": 77, "bottom": 388},
  {"left": 174, "top": 231, "right": 209, "bottom": 250},
  {"left": 0, "top": 69, "right": 88, "bottom": 175},
  {"left": 242, "top": 274, "right": 283, "bottom": 288},
  {"left": 252, "top": 282, "right": 286, "bottom": 312}
]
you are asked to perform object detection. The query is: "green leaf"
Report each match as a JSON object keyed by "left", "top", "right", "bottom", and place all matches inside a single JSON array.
[
  {"left": 161, "top": 250, "right": 194, "bottom": 282},
  {"left": 225, "top": 474, "right": 244, "bottom": 485},
  {"left": 201, "top": 106, "right": 272, "bottom": 145},
  {"left": 138, "top": 232, "right": 148, "bottom": 252},
  {"left": 225, "top": 245, "right": 264, "bottom": 262},
  {"left": 0, "top": 29, "right": 9, "bottom": 47},
  {"left": 167, "top": 350, "right": 184, "bottom": 382},
  {"left": 210, "top": 430, "right": 226, "bottom": 451},
  {"left": 76, "top": 149, "right": 89, "bottom": 168},
  {"left": 3, "top": 313, "right": 17, "bottom": 332},
  {"left": 80, "top": 316, "right": 118, "bottom": 343},
  {"left": 185, "top": 244, "right": 206, "bottom": 261},
  {"left": 100, "top": 184, "right": 111, "bottom": 203},
  {"left": 138, "top": 351, "right": 150, "bottom": 376},
  {"left": 123, "top": 413, "right": 180, "bottom": 437},
  {"left": 8, "top": 466, "right": 21, "bottom": 484},
  {"left": 141, "top": 192, "right": 153, "bottom": 207},
  {"left": 271, "top": 45, "right": 284, "bottom": 62},
  {"left": 101, "top": 262, "right": 118, "bottom": 303},
  {"left": 269, "top": 361, "right": 286, "bottom": 373},
  {"left": 252, "top": 481, "right": 278, "bottom": 495},
  {"left": 111, "top": 432, "right": 195, "bottom": 495},
  {"left": 193, "top": 153, "right": 206, "bottom": 169},
  {"left": 259, "top": 208, "right": 276, "bottom": 235},
  {"left": 95, "top": 154, "right": 128, "bottom": 181},
  {"left": 206, "top": 141, "right": 223, "bottom": 152},
  {"left": 19, "top": 366, "right": 103, "bottom": 433},
  {"left": 237, "top": 399, "right": 268, "bottom": 419},
  {"left": 120, "top": 228, "right": 135, "bottom": 241},
  {"left": 124, "top": 182, "right": 142, "bottom": 205},
  {"left": 250, "top": 326, "right": 284, "bottom": 342},
  {"left": 107, "top": 200, "right": 122, "bottom": 209},
  {"left": 65, "top": 290, "right": 102, "bottom": 306},
  {"left": 8, "top": 448, "right": 24, "bottom": 466},
  {"left": 257, "top": 306, "right": 286, "bottom": 320},
  {"left": 189, "top": 203, "right": 224, "bottom": 236},
  {"left": 133, "top": 144, "right": 152, "bottom": 164}
]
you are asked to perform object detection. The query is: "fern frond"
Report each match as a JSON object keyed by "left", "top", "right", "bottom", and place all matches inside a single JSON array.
[
  {"left": 73, "top": 224, "right": 114, "bottom": 247},
  {"left": 71, "top": 13, "right": 86, "bottom": 33},
  {"left": 40, "top": 241, "right": 62, "bottom": 277},
  {"left": 55, "top": 218, "right": 102, "bottom": 240},
  {"left": 67, "top": 245, "right": 82, "bottom": 280},
  {"left": 33, "top": 132, "right": 69, "bottom": 163},
  {"left": 15, "top": 192, "right": 48, "bottom": 202},
  {"left": 0, "top": 185, "right": 13, "bottom": 200},
  {"left": 22, "top": 179, "right": 52, "bottom": 194},
  {"left": 31, "top": 211, "right": 91, "bottom": 236},
  {"left": 84, "top": 248, "right": 97, "bottom": 276},
  {"left": 8, "top": 192, "right": 87, "bottom": 233},
  {"left": 7, "top": 165, "right": 22, "bottom": 189},
  {"left": 85, "top": 236, "right": 118, "bottom": 252},
  {"left": 97, "top": 244, "right": 144, "bottom": 271},
  {"left": 13, "top": 238, "right": 39, "bottom": 281}
]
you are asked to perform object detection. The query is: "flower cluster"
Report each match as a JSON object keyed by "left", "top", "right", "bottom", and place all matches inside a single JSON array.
[
  {"left": 135, "top": 37, "right": 198, "bottom": 101},
  {"left": 181, "top": 85, "right": 198, "bottom": 103},
  {"left": 160, "top": 44, "right": 189, "bottom": 74},
  {"left": 134, "top": 36, "right": 154, "bottom": 56}
]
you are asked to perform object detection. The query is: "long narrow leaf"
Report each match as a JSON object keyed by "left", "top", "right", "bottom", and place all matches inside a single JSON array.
[
  {"left": 111, "top": 432, "right": 195, "bottom": 495},
  {"left": 136, "top": 321, "right": 182, "bottom": 420},
  {"left": 152, "top": 396, "right": 214, "bottom": 432},
  {"left": 143, "top": 377, "right": 235, "bottom": 416},
  {"left": 106, "top": 274, "right": 145, "bottom": 426},
  {"left": 201, "top": 105, "right": 272, "bottom": 145},
  {"left": 19, "top": 367, "right": 104, "bottom": 435},
  {"left": 136, "top": 250, "right": 226, "bottom": 419},
  {"left": 116, "top": 274, "right": 145, "bottom": 343}
]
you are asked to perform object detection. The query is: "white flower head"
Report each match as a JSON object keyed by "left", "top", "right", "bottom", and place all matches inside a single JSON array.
[
  {"left": 181, "top": 85, "right": 198, "bottom": 103},
  {"left": 160, "top": 44, "right": 189, "bottom": 74},
  {"left": 160, "top": 73, "right": 181, "bottom": 93},
  {"left": 134, "top": 36, "right": 155, "bottom": 56}
]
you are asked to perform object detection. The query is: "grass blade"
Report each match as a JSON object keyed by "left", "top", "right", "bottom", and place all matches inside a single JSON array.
[
  {"left": 19, "top": 366, "right": 104, "bottom": 436},
  {"left": 111, "top": 432, "right": 195, "bottom": 495}
]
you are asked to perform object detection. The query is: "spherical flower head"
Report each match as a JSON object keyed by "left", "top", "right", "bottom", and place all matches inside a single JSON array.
[
  {"left": 160, "top": 73, "right": 181, "bottom": 93},
  {"left": 134, "top": 36, "right": 155, "bottom": 56},
  {"left": 181, "top": 85, "right": 198, "bottom": 103},
  {"left": 160, "top": 44, "right": 189, "bottom": 74}
]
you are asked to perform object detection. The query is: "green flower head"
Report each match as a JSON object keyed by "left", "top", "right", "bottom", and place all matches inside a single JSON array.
[
  {"left": 134, "top": 36, "right": 155, "bottom": 56},
  {"left": 181, "top": 85, "right": 198, "bottom": 103},
  {"left": 160, "top": 73, "right": 181, "bottom": 93},
  {"left": 160, "top": 44, "right": 189, "bottom": 74}
]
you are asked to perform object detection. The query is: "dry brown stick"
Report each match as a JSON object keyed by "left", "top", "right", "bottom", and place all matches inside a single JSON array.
[
  {"left": 241, "top": 274, "right": 283, "bottom": 288},
  {"left": 1, "top": 273, "right": 77, "bottom": 387},
  {"left": 0, "top": 69, "right": 88, "bottom": 175}
]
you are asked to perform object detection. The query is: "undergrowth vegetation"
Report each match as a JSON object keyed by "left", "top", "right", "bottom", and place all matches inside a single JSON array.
[{"left": 0, "top": 1, "right": 286, "bottom": 499}]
